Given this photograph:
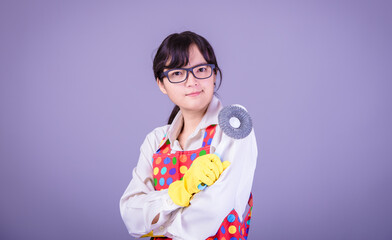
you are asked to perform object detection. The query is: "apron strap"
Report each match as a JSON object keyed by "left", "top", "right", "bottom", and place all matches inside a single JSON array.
[{"left": 201, "top": 124, "right": 217, "bottom": 148}]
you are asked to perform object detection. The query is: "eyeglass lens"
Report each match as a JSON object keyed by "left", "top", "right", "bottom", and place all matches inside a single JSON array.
[{"left": 168, "top": 65, "right": 212, "bottom": 83}]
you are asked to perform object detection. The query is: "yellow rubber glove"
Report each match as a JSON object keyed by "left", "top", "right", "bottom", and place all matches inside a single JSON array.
[
  {"left": 141, "top": 230, "right": 165, "bottom": 237},
  {"left": 168, "top": 154, "right": 230, "bottom": 207}
]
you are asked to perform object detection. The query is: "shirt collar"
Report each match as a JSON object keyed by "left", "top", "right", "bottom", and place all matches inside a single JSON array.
[{"left": 163, "top": 95, "right": 223, "bottom": 147}]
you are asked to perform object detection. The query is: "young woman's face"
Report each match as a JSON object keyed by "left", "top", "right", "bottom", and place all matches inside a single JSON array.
[{"left": 157, "top": 44, "right": 216, "bottom": 114}]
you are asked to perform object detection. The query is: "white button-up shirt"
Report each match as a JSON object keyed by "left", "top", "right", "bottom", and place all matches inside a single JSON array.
[{"left": 119, "top": 96, "right": 258, "bottom": 240}]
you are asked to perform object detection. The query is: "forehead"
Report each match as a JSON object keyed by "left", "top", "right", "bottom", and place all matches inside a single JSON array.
[{"left": 165, "top": 44, "right": 207, "bottom": 68}]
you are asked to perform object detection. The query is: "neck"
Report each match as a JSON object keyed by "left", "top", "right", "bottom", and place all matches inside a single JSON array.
[{"left": 180, "top": 106, "right": 208, "bottom": 136}]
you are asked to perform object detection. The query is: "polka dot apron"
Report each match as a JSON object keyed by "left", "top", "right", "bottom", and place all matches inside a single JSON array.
[{"left": 152, "top": 125, "right": 253, "bottom": 240}]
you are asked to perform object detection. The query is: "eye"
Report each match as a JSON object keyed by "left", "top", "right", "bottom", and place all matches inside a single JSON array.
[
  {"left": 196, "top": 66, "right": 207, "bottom": 72},
  {"left": 170, "top": 70, "right": 183, "bottom": 77}
]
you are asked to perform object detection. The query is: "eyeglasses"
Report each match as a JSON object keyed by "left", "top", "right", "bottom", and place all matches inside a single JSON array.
[{"left": 160, "top": 63, "right": 216, "bottom": 83}]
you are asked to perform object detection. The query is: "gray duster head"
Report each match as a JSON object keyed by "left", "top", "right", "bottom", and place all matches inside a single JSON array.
[{"left": 218, "top": 105, "right": 253, "bottom": 139}]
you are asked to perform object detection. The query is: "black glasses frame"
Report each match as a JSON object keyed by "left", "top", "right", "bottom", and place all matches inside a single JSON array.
[{"left": 160, "top": 63, "right": 216, "bottom": 83}]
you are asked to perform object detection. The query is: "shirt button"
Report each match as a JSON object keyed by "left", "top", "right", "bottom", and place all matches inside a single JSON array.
[
  {"left": 159, "top": 226, "right": 165, "bottom": 231},
  {"left": 166, "top": 198, "right": 173, "bottom": 205}
]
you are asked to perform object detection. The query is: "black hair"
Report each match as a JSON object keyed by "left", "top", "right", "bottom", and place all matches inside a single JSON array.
[{"left": 152, "top": 31, "right": 222, "bottom": 124}]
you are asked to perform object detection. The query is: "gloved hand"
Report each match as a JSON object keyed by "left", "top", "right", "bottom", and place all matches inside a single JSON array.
[{"left": 168, "top": 154, "right": 230, "bottom": 207}]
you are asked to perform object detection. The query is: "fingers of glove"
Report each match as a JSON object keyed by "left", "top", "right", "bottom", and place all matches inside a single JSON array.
[
  {"left": 194, "top": 154, "right": 220, "bottom": 165},
  {"left": 198, "top": 154, "right": 223, "bottom": 175},
  {"left": 222, "top": 161, "right": 231, "bottom": 171},
  {"left": 198, "top": 170, "right": 215, "bottom": 186},
  {"left": 212, "top": 159, "right": 224, "bottom": 175},
  {"left": 204, "top": 154, "right": 221, "bottom": 163},
  {"left": 202, "top": 160, "right": 221, "bottom": 180}
]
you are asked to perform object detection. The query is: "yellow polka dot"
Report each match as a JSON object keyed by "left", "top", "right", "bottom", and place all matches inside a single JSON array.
[
  {"left": 180, "top": 166, "right": 188, "bottom": 174},
  {"left": 155, "top": 157, "right": 162, "bottom": 164},
  {"left": 228, "top": 225, "right": 236, "bottom": 234},
  {"left": 153, "top": 167, "right": 159, "bottom": 175}
]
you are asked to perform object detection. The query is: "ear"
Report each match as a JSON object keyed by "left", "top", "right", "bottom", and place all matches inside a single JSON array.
[{"left": 157, "top": 78, "right": 167, "bottom": 95}]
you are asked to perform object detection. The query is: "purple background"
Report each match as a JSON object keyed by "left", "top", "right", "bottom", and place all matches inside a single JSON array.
[{"left": 1, "top": 1, "right": 391, "bottom": 239}]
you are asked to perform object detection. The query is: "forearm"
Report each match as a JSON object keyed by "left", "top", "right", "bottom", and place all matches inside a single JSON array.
[{"left": 120, "top": 188, "right": 181, "bottom": 237}]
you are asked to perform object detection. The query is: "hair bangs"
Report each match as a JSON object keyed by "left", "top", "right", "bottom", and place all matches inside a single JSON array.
[{"left": 164, "top": 37, "right": 194, "bottom": 69}]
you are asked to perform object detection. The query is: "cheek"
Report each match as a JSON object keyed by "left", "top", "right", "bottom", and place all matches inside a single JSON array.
[
  {"left": 202, "top": 80, "right": 215, "bottom": 92},
  {"left": 166, "top": 85, "right": 184, "bottom": 97}
]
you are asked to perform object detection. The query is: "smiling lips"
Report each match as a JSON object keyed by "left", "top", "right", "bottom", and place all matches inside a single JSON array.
[{"left": 186, "top": 91, "right": 202, "bottom": 97}]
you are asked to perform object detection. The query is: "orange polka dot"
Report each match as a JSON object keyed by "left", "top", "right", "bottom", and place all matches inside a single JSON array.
[
  {"left": 180, "top": 166, "right": 188, "bottom": 174},
  {"left": 162, "top": 146, "right": 169, "bottom": 154},
  {"left": 228, "top": 225, "right": 236, "bottom": 234},
  {"left": 155, "top": 157, "right": 162, "bottom": 164},
  {"left": 221, "top": 237, "right": 226, "bottom": 240},
  {"left": 179, "top": 155, "right": 188, "bottom": 163},
  {"left": 209, "top": 129, "right": 215, "bottom": 136}
]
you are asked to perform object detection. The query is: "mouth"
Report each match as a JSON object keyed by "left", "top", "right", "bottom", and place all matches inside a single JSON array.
[{"left": 186, "top": 91, "right": 202, "bottom": 97}]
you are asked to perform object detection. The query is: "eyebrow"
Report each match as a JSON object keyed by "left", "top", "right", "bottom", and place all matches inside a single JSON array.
[{"left": 164, "top": 62, "right": 208, "bottom": 71}]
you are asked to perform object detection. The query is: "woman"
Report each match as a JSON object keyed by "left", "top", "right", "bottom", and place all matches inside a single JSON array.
[{"left": 120, "top": 31, "right": 258, "bottom": 240}]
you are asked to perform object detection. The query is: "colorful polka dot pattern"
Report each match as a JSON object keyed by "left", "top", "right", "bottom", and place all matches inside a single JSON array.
[
  {"left": 151, "top": 124, "right": 254, "bottom": 240},
  {"left": 152, "top": 125, "right": 217, "bottom": 191},
  {"left": 154, "top": 194, "right": 253, "bottom": 240},
  {"left": 202, "top": 125, "right": 216, "bottom": 147},
  {"left": 206, "top": 193, "right": 253, "bottom": 240}
]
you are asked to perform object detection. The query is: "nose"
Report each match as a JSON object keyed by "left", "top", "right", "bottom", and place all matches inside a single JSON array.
[{"left": 185, "top": 70, "right": 198, "bottom": 86}]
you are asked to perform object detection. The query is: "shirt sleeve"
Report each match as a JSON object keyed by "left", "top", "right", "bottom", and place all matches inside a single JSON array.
[
  {"left": 119, "top": 126, "right": 182, "bottom": 238},
  {"left": 164, "top": 127, "right": 258, "bottom": 240}
]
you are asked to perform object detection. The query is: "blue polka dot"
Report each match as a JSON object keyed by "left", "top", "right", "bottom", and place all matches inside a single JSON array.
[
  {"left": 204, "top": 131, "right": 207, "bottom": 138},
  {"left": 227, "top": 214, "right": 236, "bottom": 223},
  {"left": 247, "top": 220, "right": 251, "bottom": 225},
  {"left": 152, "top": 157, "right": 154, "bottom": 163},
  {"left": 221, "top": 226, "right": 225, "bottom": 234},
  {"left": 169, "top": 168, "right": 176, "bottom": 175},
  {"left": 159, "top": 178, "right": 165, "bottom": 186},
  {"left": 161, "top": 167, "right": 167, "bottom": 175},
  {"left": 246, "top": 228, "right": 249, "bottom": 234},
  {"left": 202, "top": 142, "right": 206, "bottom": 147},
  {"left": 164, "top": 157, "right": 171, "bottom": 164},
  {"left": 207, "top": 138, "right": 212, "bottom": 145},
  {"left": 190, "top": 153, "right": 197, "bottom": 161},
  {"left": 156, "top": 149, "right": 161, "bottom": 153},
  {"left": 230, "top": 237, "right": 237, "bottom": 240},
  {"left": 214, "top": 238, "right": 218, "bottom": 240},
  {"left": 167, "top": 177, "right": 173, "bottom": 185}
]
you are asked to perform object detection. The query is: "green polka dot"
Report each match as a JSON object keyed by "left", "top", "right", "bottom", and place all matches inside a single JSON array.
[
  {"left": 165, "top": 139, "right": 170, "bottom": 145},
  {"left": 154, "top": 178, "right": 157, "bottom": 186},
  {"left": 180, "top": 177, "right": 183, "bottom": 180},
  {"left": 199, "top": 150, "right": 207, "bottom": 156},
  {"left": 172, "top": 157, "right": 177, "bottom": 165}
]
